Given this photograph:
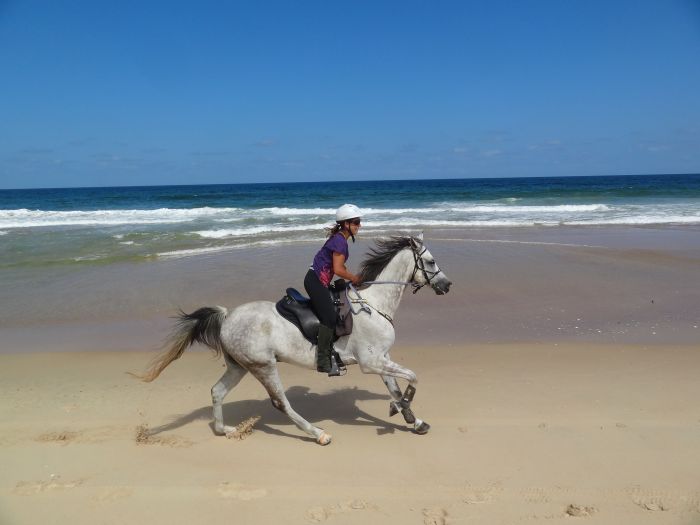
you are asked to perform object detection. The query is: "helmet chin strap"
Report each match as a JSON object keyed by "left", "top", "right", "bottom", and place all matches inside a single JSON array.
[{"left": 341, "top": 220, "right": 356, "bottom": 243}]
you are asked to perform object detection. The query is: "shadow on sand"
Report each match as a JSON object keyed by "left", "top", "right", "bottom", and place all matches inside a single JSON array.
[{"left": 148, "top": 386, "right": 410, "bottom": 443}]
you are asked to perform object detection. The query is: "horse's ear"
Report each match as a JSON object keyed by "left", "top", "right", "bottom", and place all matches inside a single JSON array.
[{"left": 409, "top": 232, "right": 424, "bottom": 249}]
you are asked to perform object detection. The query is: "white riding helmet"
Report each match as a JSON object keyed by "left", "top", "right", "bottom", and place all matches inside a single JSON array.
[{"left": 335, "top": 203, "right": 362, "bottom": 222}]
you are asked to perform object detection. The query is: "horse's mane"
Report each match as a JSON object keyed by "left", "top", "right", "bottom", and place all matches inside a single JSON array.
[{"left": 358, "top": 236, "right": 415, "bottom": 282}]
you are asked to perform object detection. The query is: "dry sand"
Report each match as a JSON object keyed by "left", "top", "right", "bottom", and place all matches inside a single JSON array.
[{"left": 1, "top": 343, "right": 700, "bottom": 525}]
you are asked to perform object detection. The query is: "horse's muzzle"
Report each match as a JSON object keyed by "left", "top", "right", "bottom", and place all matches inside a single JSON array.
[{"left": 433, "top": 279, "right": 452, "bottom": 295}]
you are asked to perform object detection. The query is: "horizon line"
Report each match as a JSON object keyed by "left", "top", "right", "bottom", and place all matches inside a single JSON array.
[{"left": 1, "top": 172, "right": 699, "bottom": 192}]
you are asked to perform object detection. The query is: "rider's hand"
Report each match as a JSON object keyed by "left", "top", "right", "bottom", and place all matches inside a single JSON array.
[{"left": 351, "top": 275, "right": 363, "bottom": 286}]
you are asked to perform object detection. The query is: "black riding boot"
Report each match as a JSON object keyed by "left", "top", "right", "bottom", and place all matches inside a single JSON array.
[{"left": 316, "top": 325, "right": 341, "bottom": 377}]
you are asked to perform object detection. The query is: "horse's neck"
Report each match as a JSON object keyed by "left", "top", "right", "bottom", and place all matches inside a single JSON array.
[{"left": 363, "top": 249, "right": 413, "bottom": 317}]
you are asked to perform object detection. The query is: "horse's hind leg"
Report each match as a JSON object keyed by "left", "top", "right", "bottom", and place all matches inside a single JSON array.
[
  {"left": 212, "top": 353, "right": 248, "bottom": 436},
  {"left": 249, "top": 363, "right": 331, "bottom": 445}
]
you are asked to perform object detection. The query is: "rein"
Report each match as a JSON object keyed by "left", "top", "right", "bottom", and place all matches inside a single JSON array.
[
  {"left": 344, "top": 242, "right": 443, "bottom": 325},
  {"left": 345, "top": 283, "right": 395, "bottom": 325}
]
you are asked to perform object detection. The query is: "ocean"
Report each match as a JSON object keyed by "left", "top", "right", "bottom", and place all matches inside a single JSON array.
[{"left": 1, "top": 174, "right": 700, "bottom": 269}]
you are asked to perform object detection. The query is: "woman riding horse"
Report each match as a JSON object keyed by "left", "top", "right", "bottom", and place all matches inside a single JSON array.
[{"left": 304, "top": 204, "right": 363, "bottom": 376}]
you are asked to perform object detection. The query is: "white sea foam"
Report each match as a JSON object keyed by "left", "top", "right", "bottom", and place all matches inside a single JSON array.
[
  {"left": 259, "top": 207, "right": 335, "bottom": 216},
  {"left": 446, "top": 204, "right": 610, "bottom": 213},
  {"left": 194, "top": 222, "right": 326, "bottom": 238},
  {"left": 0, "top": 207, "right": 241, "bottom": 228},
  {"left": 2, "top": 203, "right": 699, "bottom": 232},
  {"left": 156, "top": 238, "right": 315, "bottom": 259},
  {"left": 571, "top": 215, "right": 700, "bottom": 225},
  {"left": 156, "top": 246, "right": 239, "bottom": 259}
]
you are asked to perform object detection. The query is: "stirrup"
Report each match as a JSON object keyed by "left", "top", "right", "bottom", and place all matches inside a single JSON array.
[{"left": 328, "top": 351, "right": 347, "bottom": 377}]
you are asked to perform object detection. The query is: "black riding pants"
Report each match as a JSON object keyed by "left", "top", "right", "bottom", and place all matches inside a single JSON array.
[{"left": 304, "top": 269, "right": 336, "bottom": 329}]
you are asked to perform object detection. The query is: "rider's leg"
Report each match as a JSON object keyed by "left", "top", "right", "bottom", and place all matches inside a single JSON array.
[
  {"left": 316, "top": 324, "right": 337, "bottom": 374},
  {"left": 303, "top": 270, "right": 338, "bottom": 375}
]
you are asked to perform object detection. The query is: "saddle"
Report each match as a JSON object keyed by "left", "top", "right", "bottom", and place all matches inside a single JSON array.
[{"left": 275, "top": 280, "right": 353, "bottom": 343}]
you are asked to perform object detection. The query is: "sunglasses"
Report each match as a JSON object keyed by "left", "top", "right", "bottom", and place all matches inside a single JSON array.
[{"left": 350, "top": 219, "right": 361, "bottom": 226}]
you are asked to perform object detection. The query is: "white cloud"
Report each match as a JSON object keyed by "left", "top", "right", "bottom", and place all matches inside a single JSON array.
[{"left": 482, "top": 149, "right": 502, "bottom": 157}]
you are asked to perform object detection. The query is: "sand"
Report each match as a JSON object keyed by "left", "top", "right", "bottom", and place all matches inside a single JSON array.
[
  {"left": 1, "top": 225, "right": 700, "bottom": 524},
  {"left": 1, "top": 344, "right": 700, "bottom": 524}
]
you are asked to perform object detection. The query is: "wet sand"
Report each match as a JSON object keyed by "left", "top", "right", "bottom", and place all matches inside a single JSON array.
[
  {"left": 1, "top": 225, "right": 699, "bottom": 524},
  {"left": 1, "top": 225, "right": 699, "bottom": 352}
]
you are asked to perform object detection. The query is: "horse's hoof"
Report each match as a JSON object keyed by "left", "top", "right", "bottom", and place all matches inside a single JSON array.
[
  {"left": 413, "top": 420, "right": 430, "bottom": 435},
  {"left": 317, "top": 432, "right": 332, "bottom": 446}
]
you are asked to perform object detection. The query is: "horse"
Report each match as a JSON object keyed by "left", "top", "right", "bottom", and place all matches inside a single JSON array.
[{"left": 134, "top": 233, "right": 452, "bottom": 445}]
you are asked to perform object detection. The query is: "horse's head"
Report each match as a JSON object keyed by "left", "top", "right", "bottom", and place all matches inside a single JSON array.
[{"left": 409, "top": 233, "right": 452, "bottom": 295}]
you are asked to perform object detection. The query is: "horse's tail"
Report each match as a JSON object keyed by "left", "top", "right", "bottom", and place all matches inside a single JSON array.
[{"left": 132, "top": 306, "right": 229, "bottom": 383}]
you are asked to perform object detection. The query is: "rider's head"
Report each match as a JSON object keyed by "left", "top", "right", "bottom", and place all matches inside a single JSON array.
[{"left": 334, "top": 204, "right": 362, "bottom": 241}]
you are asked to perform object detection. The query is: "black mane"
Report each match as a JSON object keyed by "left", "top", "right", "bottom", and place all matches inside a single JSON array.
[{"left": 358, "top": 236, "right": 415, "bottom": 282}]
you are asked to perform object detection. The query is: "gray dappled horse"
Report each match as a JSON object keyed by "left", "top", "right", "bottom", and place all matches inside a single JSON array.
[{"left": 135, "top": 234, "right": 452, "bottom": 445}]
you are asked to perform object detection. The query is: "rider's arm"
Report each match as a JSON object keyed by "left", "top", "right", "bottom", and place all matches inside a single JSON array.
[{"left": 332, "top": 252, "right": 361, "bottom": 285}]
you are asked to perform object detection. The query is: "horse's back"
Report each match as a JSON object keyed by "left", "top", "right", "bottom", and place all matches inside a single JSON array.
[
  {"left": 221, "top": 300, "right": 282, "bottom": 335},
  {"left": 220, "top": 300, "right": 312, "bottom": 366}
]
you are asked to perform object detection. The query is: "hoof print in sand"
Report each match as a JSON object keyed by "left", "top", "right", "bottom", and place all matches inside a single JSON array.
[
  {"left": 134, "top": 424, "right": 192, "bottom": 447},
  {"left": 636, "top": 500, "right": 669, "bottom": 512},
  {"left": 522, "top": 487, "right": 551, "bottom": 504},
  {"left": 463, "top": 483, "right": 502, "bottom": 504},
  {"left": 13, "top": 475, "right": 84, "bottom": 495},
  {"left": 627, "top": 487, "right": 673, "bottom": 512},
  {"left": 36, "top": 431, "right": 80, "bottom": 445},
  {"left": 306, "top": 500, "right": 375, "bottom": 522},
  {"left": 423, "top": 507, "right": 448, "bottom": 525},
  {"left": 566, "top": 504, "right": 597, "bottom": 517},
  {"left": 306, "top": 506, "right": 329, "bottom": 523},
  {"left": 217, "top": 482, "right": 267, "bottom": 500},
  {"left": 225, "top": 416, "right": 261, "bottom": 440}
]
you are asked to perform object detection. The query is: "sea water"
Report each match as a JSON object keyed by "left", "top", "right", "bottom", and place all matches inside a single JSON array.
[{"left": 1, "top": 174, "right": 699, "bottom": 268}]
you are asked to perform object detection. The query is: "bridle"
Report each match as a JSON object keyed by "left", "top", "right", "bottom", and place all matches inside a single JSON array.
[
  {"left": 407, "top": 239, "right": 443, "bottom": 294},
  {"left": 359, "top": 240, "right": 442, "bottom": 293},
  {"left": 347, "top": 240, "right": 445, "bottom": 324}
]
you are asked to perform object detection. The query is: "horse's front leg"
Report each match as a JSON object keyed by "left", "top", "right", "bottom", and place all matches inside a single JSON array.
[
  {"left": 381, "top": 375, "right": 419, "bottom": 425},
  {"left": 361, "top": 356, "right": 430, "bottom": 435}
]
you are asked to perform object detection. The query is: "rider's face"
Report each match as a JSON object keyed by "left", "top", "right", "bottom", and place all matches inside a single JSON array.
[{"left": 348, "top": 218, "right": 361, "bottom": 234}]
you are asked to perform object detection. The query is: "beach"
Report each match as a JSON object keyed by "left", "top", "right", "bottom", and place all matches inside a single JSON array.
[{"left": 1, "top": 223, "right": 700, "bottom": 524}]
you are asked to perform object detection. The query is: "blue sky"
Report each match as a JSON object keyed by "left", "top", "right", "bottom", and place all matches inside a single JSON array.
[{"left": 1, "top": 0, "right": 699, "bottom": 189}]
